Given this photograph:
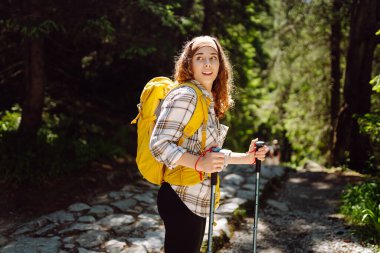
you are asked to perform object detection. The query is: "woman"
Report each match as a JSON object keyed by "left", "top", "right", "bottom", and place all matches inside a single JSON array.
[{"left": 150, "top": 35, "right": 268, "bottom": 253}]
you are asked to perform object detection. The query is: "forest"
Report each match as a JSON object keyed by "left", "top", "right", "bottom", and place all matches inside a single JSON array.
[
  {"left": 1, "top": 0, "right": 378, "bottom": 178},
  {"left": 0, "top": 0, "right": 379, "bottom": 244}
]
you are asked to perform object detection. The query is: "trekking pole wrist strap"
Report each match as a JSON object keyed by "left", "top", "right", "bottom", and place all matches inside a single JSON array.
[{"left": 194, "top": 148, "right": 213, "bottom": 181}]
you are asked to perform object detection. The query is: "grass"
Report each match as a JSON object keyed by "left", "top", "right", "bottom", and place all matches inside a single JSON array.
[{"left": 340, "top": 179, "right": 380, "bottom": 245}]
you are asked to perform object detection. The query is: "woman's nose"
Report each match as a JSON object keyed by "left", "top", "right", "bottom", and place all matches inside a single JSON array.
[{"left": 204, "top": 58, "right": 211, "bottom": 66}]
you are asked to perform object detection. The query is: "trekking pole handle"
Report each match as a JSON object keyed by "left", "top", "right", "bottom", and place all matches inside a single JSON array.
[
  {"left": 255, "top": 141, "right": 265, "bottom": 150},
  {"left": 254, "top": 141, "right": 265, "bottom": 173},
  {"left": 211, "top": 147, "right": 221, "bottom": 186}
]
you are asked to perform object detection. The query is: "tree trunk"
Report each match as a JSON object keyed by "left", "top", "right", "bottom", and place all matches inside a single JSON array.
[
  {"left": 328, "top": 0, "right": 342, "bottom": 166},
  {"left": 176, "top": 0, "right": 196, "bottom": 49},
  {"left": 332, "top": 0, "right": 378, "bottom": 171},
  {"left": 202, "top": 0, "right": 213, "bottom": 34},
  {"left": 18, "top": 0, "right": 45, "bottom": 138}
]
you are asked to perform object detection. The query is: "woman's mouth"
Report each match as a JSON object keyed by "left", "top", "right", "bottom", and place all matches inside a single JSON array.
[{"left": 202, "top": 71, "right": 213, "bottom": 76}]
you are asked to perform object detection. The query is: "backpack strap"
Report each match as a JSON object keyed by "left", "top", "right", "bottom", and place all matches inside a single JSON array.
[{"left": 178, "top": 82, "right": 211, "bottom": 151}]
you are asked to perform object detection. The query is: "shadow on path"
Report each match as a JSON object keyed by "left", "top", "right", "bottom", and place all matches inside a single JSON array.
[{"left": 219, "top": 168, "right": 374, "bottom": 253}]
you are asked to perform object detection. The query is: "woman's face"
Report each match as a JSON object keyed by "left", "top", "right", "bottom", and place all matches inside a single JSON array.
[{"left": 191, "top": 46, "right": 220, "bottom": 92}]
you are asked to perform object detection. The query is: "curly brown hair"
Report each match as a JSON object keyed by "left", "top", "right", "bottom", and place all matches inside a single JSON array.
[{"left": 174, "top": 36, "right": 234, "bottom": 118}]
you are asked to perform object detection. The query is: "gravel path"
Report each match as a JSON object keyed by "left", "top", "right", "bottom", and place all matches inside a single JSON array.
[{"left": 218, "top": 168, "right": 378, "bottom": 253}]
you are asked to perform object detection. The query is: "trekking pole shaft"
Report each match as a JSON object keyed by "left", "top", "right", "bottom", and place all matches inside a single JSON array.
[
  {"left": 208, "top": 147, "right": 220, "bottom": 253},
  {"left": 252, "top": 141, "right": 264, "bottom": 253},
  {"left": 207, "top": 182, "right": 216, "bottom": 253},
  {"left": 253, "top": 159, "right": 261, "bottom": 253}
]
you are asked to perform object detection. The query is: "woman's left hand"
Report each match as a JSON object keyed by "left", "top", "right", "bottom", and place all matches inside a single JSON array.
[{"left": 248, "top": 139, "right": 269, "bottom": 162}]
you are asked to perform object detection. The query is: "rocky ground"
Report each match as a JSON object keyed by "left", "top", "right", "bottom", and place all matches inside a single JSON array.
[
  {"left": 218, "top": 165, "right": 379, "bottom": 253},
  {"left": 0, "top": 164, "right": 286, "bottom": 253},
  {"left": 1, "top": 162, "right": 378, "bottom": 253}
]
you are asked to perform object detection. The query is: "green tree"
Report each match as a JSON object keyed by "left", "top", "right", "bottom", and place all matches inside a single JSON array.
[
  {"left": 332, "top": 0, "right": 378, "bottom": 172},
  {"left": 18, "top": 0, "right": 47, "bottom": 139},
  {"left": 262, "top": 0, "right": 334, "bottom": 163},
  {"left": 328, "top": 0, "right": 343, "bottom": 165}
]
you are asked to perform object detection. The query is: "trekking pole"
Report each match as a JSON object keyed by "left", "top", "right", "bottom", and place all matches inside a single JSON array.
[
  {"left": 207, "top": 147, "right": 221, "bottom": 253},
  {"left": 253, "top": 141, "right": 265, "bottom": 253}
]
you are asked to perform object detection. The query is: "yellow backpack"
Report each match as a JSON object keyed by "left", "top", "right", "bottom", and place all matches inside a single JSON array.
[{"left": 131, "top": 77, "right": 211, "bottom": 185}]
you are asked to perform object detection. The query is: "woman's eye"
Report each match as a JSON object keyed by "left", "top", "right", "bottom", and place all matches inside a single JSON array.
[{"left": 196, "top": 57, "right": 203, "bottom": 61}]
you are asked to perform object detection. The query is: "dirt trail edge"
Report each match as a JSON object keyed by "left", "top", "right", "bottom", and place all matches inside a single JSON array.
[{"left": 218, "top": 167, "right": 377, "bottom": 253}]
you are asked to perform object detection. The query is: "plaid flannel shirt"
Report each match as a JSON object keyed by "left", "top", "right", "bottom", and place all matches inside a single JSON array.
[{"left": 150, "top": 80, "right": 228, "bottom": 217}]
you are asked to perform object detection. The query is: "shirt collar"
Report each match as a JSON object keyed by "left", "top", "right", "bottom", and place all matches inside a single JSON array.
[{"left": 189, "top": 80, "right": 213, "bottom": 101}]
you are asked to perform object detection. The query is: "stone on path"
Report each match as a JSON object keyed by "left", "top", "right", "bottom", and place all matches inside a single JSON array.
[
  {"left": 121, "top": 244, "right": 147, "bottom": 253},
  {"left": 75, "top": 230, "right": 109, "bottom": 248},
  {"left": 77, "top": 216, "right": 96, "bottom": 223},
  {"left": 220, "top": 185, "right": 237, "bottom": 199},
  {"left": 77, "top": 248, "right": 101, "bottom": 253},
  {"left": 237, "top": 189, "right": 254, "bottom": 200},
  {"left": 134, "top": 214, "right": 161, "bottom": 230},
  {"left": 59, "top": 223, "right": 102, "bottom": 235},
  {"left": 68, "top": 203, "right": 91, "bottom": 212},
  {"left": 129, "top": 230, "right": 164, "bottom": 252},
  {"left": 0, "top": 236, "right": 61, "bottom": 253},
  {"left": 111, "top": 199, "right": 137, "bottom": 212},
  {"left": 260, "top": 168, "right": 278, "bottom": 180},
  {"left": 98, "top": 214, "right": 135, "bottom": 228},
  {"left": 133, "top": 191, "right": 156, "bottom": 204},
  {"left": 88, "top": 205, "right": 114, "bottom": 218},
  {"left": 13, "top": 217, "right": 49, "bottom": 235},
  {"left": 109, "top": 191, "right": 133, "bottom": 200},
  {"left": 104, "top": 239, "right": 127, "bottom": 253},
  {"left": 242, "top": 183, "right": 255, "bottom": 191},
  {"left": 217, "top": 202, "right": 239, "bottom": 214},
  {"left": 213, "top": 217, "right": 231, "bottom": 237},
  {"left": 46, "top": 210, "right": 75, "bottom": 224},
  {"left": 35, "top": 223, "right": 57, "bottom": 236},
  {"left": 225, "top": 197, "right": 247, "bottom": 206},
  {"left": 223, "top": 174, "right": 245, "bottom": 186}
]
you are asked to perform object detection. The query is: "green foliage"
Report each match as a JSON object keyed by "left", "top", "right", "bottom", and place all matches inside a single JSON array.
[
  {"left": 363, "top": 29, "right": 380, "bottom": 136},
  {"left": 1, "top": 18, "right": 62, "bottom": 38},
  {"left": 252, "top": 0, "right": 355, "bottom": 165},
  {"left": 218, "top": 1, "right": 271, "bottom": 152},
  {"left": 20, "top": 20, "right": 61, "bottom": 38},
  {"left": 0, "top": 108, "right": 126, "bottom": 183},
  {"left": 137, "top": 0, "right": 179, "bottom": 28},
  {"left": 358, "top": 112, "right": 380, "bottom": 144},
  {"left": 340, "top": 180, "right": 380, "bottom": 243},
  {"left": 83, "top": 16, "right": 116, "bottom": 43},
  {"left": 358, "top": 70, "right": 380, "bottom": 147},
  {"left": 0, "top": 105, "right": 21, "bottom": 134},
  {"left": 371, "top": 75, "right": 380, "bottom": 93},
  {"left": 362, "top": 205, "right": 380, "bottom": 237}
]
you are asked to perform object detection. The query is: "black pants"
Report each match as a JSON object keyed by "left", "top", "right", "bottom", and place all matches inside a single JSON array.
[{"left": 157, "top": 183, "right": 206, "bottom": 253}]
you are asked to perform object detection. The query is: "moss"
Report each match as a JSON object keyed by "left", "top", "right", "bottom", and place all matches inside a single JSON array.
[{"left": 200, "top": 230, "right": 230, "bottom": 253}]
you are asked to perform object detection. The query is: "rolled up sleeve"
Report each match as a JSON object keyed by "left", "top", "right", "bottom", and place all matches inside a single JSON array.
[
  {"left": 149, "top": 87, "right": 197, "bottom": 169},
  {"left": 219, "top": 124, "right": 229, "bottom": 147}
]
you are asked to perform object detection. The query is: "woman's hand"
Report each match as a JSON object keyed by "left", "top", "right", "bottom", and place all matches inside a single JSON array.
[
  {"left": 195, "top": 151, "right": 225, "bottom": 173},
  {"left": 247, "top": 138, "right": 269, "bottom": 162}
]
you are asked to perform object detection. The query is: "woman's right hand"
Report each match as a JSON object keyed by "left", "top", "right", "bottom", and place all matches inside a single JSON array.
[{"left": 196, "top": 151, "right": 225, "bottom": 173}]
